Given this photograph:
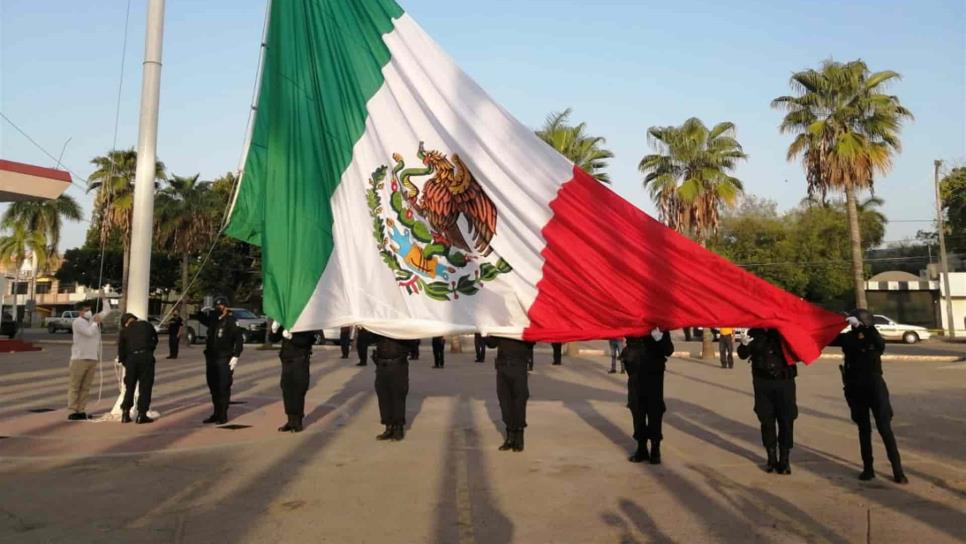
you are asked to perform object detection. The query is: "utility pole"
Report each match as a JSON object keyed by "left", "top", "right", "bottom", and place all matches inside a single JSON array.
[
  {"left": 935, "top": 159, "right": 956, "bottom": 338},
  {"left": 127, "top": 0, "right": 166, "bottom": 319}
]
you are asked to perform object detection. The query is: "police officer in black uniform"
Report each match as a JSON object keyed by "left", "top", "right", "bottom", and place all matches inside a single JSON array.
[
  {"left": 167, "top": 310, "right": 184, "bottom": 359},
  {"left": 738, "top": 328, "right": 798, "bottom": 475},
  {"left": 359, "top": 329, "right": 415, "bottom": 441},
  {"left": 432, "top": 336, "right": 445, "bottom": 368},
  {"left": 409, "top": 339, "right": 421, "bottom": 360},
  {"left": 474, "top": 333, "right": 486, "bottom": 363},
  {"left": 356, "top": 326, "right": 370, "bottom": 367},
  {"left": 118, "top": 313, "right": 159, "bottom": 424},
  {"left": 486, "top": 336, "right": 534, "bottom": 452},
  {"left": 551, "top": 342, "right": 563, "bottom": 365},
  {"left": 835, "top": 309, "right": 908, "bottom": 484},
  {"left": 622, "top": 328, "right": 674, "bottom": 464},
  {"left": 198, "top": 296, "right": 244, "bottom": 424},
  {"left": 269, "top": 322, "right": 317, "bottom": 433}
]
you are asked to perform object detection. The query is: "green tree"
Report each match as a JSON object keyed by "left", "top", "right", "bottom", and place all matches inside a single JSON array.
[
  {"left": 536, "top": 109, "right": 614, "bottom": 182},
  {"left": 772, "top": 59, "right": 912, "bottom": 309},
  {"left": 640, "top": 117, "right": 747, "bottom": 359},
  {"left": 155, "top": 173, "right": 220, "bottom": 318},
  {"left": 1, "top": 194, "right": 82, "bottom": 252},
  {"left": 87, "top": 149, "right": 166, "bottom": 311},
  {"left": 939, "top": 167, "right": 966, "bottom": 253},
  {"left": 0, "top": 224, "right": 49, "bottom": 326}
]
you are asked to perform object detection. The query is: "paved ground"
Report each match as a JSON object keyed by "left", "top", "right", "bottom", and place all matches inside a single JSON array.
[{"left": 1, "top": 344, "right": 964, "bottom": 543}]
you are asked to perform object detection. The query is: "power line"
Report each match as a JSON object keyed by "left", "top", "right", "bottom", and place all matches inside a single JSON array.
[{"left": 0, "top": 111, "right": 90, "bottom": 189}]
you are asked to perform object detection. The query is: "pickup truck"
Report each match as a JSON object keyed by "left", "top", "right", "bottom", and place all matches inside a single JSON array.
[
  {"left": 185, "top": 307, "right": 267, "bottom": 345},
  {"left": 45, "top": 311, "right": 80, "bottom": 333}
]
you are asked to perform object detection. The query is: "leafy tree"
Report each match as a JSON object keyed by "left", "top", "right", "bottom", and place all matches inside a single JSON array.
[
  {"left": 55, "top": 247, "right": 177, "bottom": 295},
  {"left": 536, "top": 109, "right": 614, "bottom": 182},
  {"left": 1, "top": 194, "right": 82, "bottom": 252},
  {"left": 772, "top": 59, "right": 912, "bottom": 308},
  {"left": 87, "top": 148, "right": 167, "bottom": 311},
  {"left": 939, "top": 167, "right": 966, "bottom": 254}
]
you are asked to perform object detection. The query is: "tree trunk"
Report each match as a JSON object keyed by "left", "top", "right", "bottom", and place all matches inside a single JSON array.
[
  {"left": 449, "top": 334, "right": 462, "bottom": 353},
  {"left": 181, "top": 255, "right": 189, "bottom": 345},
  {"left": 844, "top": 185, "right": 868, "bottom": 309},
  {"left": 701, "top": 330, "right": 714, "bottom": 361},
  {"left": 120, "top": 244, "right": 130, "bottom": 313},
  {"left": 28, "top": 269, "right": 37, "bottom": 329}
]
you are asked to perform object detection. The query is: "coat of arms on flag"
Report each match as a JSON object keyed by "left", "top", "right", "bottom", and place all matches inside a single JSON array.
[{"left": 366, "top": 142, "right": 513, "bottom": 301}]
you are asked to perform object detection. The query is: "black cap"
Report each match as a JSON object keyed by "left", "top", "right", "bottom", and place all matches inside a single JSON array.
[
  {"left": 121, "top": 313, "right": 138, "bottom": 326},
  {"left": 849, "top": 309, "right": 874, "bottom": 328},
  {"left": 213, "top": 295, "right": 230, "bottom": 307}
]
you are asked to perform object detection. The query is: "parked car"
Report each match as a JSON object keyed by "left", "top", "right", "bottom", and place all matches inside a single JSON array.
[
  {"left": 842, "top": 314, "right": 931, "bottom": 344},
  {"left": 185, "top": 308, "right": 267, "bottom": 345},
  {"left": 147, "top": 316, "right": 169, "bottom": 335},
  {"left": 692, "top": 327, "right": 721, "bottom": 342},
  {"left": 2, "top": 311, "right": 18, "bottom": 339},
  {"left": 45, "top": 311, "right": 80, "bottom": 333}
]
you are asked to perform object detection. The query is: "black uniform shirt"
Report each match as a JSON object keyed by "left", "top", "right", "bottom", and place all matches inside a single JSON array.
[
  {"left": 168, "top": 316, "right": 183, "bottom": 336},
  {"left": 484, "top": 337, "right": 534, "bottom": 366},
  {"left": 118, "top": 321, "right": 159, "bottom": 364},
  {"left": 623, "top": 333, "right": 674, "bottom": 374},
  {"left": 355, "top": 330, "right": 414, "bottom": 361},
  {"left": 738, "top": 331, "right": 797, "bottom": 380},
  {"left": 199, "top": 310, "right": 244, "bottom": 358},
  {"left": 269, "top": 328, "right": 317, "bottom": 359},
  {"left": 834, "top": 326, "right": 885, "bottom": 382}
]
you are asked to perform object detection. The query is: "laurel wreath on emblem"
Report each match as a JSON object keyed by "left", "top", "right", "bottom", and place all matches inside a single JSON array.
[{"left": 366, "top": 142, "right": 512, "bottom": 301}]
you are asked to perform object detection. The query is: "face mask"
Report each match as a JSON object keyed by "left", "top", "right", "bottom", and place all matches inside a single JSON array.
[{"left": 82, "top": 311, "right": 92, "bottom": 320}]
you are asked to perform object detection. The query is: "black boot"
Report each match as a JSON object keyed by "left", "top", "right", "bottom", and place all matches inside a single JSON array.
[
  {"left": 376, "top": 425, "right": 393, "bottom": 440},
  {"left": 202, "top": 414, "right": 219, "bottom": 424},
  {"left": 628, "top": 439, "right": 648, "bottom": 463},
  {"left": 512, "top": 429, "right": 524, "bottom": 452},
  {"left": 765, "top": 447, "right": 778, "bottom": 473},
  {"left": 649, "top": 440, "right": 662, "bottom": 465},
  {"left": 279, "top": 415, "right": 295, "bottom": 432},
  {"left": 499, "top": 429, "right": 513, "bottom": 451},
  {"left": 858, "top": 431, "right": 875, "bottom": 480},
  {"left": 291, "top": 416, "right": 304, "bottom": 433},
  {"left": 391, "top": 424, "right": 406, "bottom": 441},
  {"left": 883, "top": 432, "right": 908, "bottom": 484},
  {"left": 135, "top": 413, "right": 154, "bottom": 424},
  {"left": 777, "top": 448, "right": 791, "bottom": 475},
  {"left": 121, "top": 411, "right": 132, "bottom": 424}
]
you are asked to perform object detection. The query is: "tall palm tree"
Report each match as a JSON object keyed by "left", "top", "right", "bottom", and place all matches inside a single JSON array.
[
  {"left": 537, "top": 109, "right": 615, "bottom": 183},
  {"left": 639, "top": 117, "right": 748, "bottom": 359},
  {"left": 88, "top": 149, "right": 166, "bottom": 310},
  {"left": 1, "top": 194, "right": 82, "bottom": 251},
  {"left": 772, "top": 59, "right": 912, "bottom": 308},
  {"left": 0, "top": 224, "right": 49, "bottom": 328},
  {"left": 155, "top": 173, "right": 219, "bottom": 318}
]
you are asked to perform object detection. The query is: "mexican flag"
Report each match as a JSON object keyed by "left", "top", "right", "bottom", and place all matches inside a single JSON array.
[{"left": 226, "top": 0, "right": 844, "bottom": 363}]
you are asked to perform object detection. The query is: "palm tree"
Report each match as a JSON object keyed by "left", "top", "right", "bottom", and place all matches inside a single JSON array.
[
  {"left": 639, "top": 117, "right": 748, "bottom": 359},
  {"left": 88, "top": 149, "right": 166, "bottom": 310},
  {"left": 155, "top": 174, "right": 219, "bottom": 319},
  {"left": 0, "top": 224, "right": 49, "bottom": 328},
  {"left": 1, "top": 194, "right": 82, "bottom": 251},
  {"left": 537, "top": 109, "right": 615, "bottom": 183},
  {"left": 772, "top": 59, "right": 912, "bottom": 308}
]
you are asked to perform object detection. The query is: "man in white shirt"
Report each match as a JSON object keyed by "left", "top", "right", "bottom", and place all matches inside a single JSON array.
[{"left": 68, "top": 298, "right": 110, "bottom": 420}]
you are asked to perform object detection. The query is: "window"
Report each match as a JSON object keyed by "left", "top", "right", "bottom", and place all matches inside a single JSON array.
[
  {"left": 57, "top": 282, "right": 76, "bottom": 294},
  {"left": 873, "top": 315, "right": 890, "bottom": 326},
  {"left": 35, "top": 282, "right": 52, "bottom": 295},
  {"left": 232, "top": 309, "right": 258, "bottom": 319},
  {"left": 13, "top": 282, "right": 28, "bottom": 295}
]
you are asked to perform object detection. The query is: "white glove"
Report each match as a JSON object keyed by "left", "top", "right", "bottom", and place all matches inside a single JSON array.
[
  {"left": 847, "top": 316, "right": 861, "bottom": 328},
  {"left": 270, "top": 321, "right": 281, "bottom": 334},
  {"left": 650, "top": 328, "right": 663, "bottom": 341},
  {"left": 229, "top": 357, "right": 239, "bottom": 371},
  {"left": 740, "top": 335, "right": 752, "bottom": 346},
  {"left": 114, "top": 356, "right": 120, "bottom": 365},
  {"left": 282, "top": 330, "right": 293, "bottom": 340}
]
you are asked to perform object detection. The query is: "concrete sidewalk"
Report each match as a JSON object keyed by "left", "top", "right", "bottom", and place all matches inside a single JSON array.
[{"left": 1, "top": 345, "right": 963, "bottom": 543}]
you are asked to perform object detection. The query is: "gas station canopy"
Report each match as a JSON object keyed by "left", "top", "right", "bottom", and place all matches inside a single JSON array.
[{"left": 0, "top": 159, "right": 72, "bottom": 202}]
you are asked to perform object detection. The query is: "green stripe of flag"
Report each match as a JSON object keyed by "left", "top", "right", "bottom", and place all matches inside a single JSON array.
[{"left": 226, "top": 0, "right": 404, "bottom": 327}]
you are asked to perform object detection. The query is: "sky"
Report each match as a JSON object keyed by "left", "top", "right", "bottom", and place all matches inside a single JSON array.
[{"left": 1, "top": 0, "right": 964, "bottom": 254}]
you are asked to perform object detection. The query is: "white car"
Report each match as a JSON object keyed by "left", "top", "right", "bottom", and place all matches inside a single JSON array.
[{"left": 842, "top": 314, "right": 931, "bottom": 344}]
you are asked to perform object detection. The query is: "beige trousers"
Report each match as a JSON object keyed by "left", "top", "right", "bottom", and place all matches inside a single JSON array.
[{"left": 67, "top": 359, "right": 98, "bottom": 413}]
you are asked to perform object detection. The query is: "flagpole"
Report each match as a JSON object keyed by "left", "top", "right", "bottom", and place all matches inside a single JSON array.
[{"left": 127, "top": 0, "right": 166, "bottom": 319}]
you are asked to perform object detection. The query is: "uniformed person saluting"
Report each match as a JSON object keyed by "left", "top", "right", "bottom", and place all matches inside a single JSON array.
[
  {"left": 835, "top": 309, "right": 908, "bottom": 484},
  {"left": 486, "top": 336, "right": 534, "bottom": 452},
  {"left": 117, "top": 313, "right": 159, "bottom": 424},
  {"left": 622, "top": 328, "right": 673, "bottom": 464},
  {"left": 198, "top": 296, "right": 244, "bottom": 424},
  {"left": 738, "top": 328, "right": 798, "bottom": 475},
  {"left": 269, "top": 321, "right": 317, "bottom": 433},
  {"left": 358, "top": 329, "right": 415, "bottom": 441}
]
